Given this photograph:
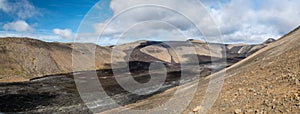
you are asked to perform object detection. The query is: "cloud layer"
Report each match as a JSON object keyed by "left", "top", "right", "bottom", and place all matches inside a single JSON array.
[
  {"left": 87, "top": 0, "right": 220, "bottom": 45},
  {"left": 89, "top": 0, "right": 300, "bottom": 45},
  {"left": 0, "top": 0, "right": 39, "bottom": 36},
  {"left": 208, "top": 0, "right": 300, "bottom": 43},
  {"left": 1, "top": 0, "right": 299, "bottom": 44}
]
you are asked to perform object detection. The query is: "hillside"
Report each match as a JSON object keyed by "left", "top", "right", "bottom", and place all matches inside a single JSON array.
[
  {"left": 0, "top": 37, "right": 267, "bottom": 82},
  {"left": 101, "top": 26, "right": 299, "bottom": 114},
  {"left": 201, "top": 26, "right": 300, "bottom": 113},
  {"left": 112, "top": 40, "right": 265, "bottom": 64},
  {"left": 0, "top": 38, "right": 115, "bottom": 82}
]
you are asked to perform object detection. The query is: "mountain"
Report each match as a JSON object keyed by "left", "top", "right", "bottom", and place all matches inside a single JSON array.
[
  {"left": 202, "top": 26, "right": 300, "bottom": 113},
  {"left": 112, "top": 40, "right": 266, "bottom": 65},
  {"left": 0, "top": 38, "right": 117, "bottom": 82},
  {"left": 2, "top": 26, "right": 298, "bottom": 113},
  {"left": 263, "top": 38, "right": 276, "bottom": 44},
  {"left": 0, "top": 37, "right": 267, "bottom": 82},
  {"left": 103, "top": 26, "right": 299, "bottom": 113}
]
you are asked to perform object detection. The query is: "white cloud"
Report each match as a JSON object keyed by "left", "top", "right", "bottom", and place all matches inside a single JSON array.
[
  {"left": 53, "top": 28, "right": 74, "bottom": 39},
  {"left": 0, "top": 0, "right": 40, "bottom": 19},
  {"left": 207, "top": 0, "right": 300, "bottom": 43},
  {"left": 88, "top": 0, "right": 300, "bottom": 45},
  {"left": 89, "top": 0, "right": 219, "bottom": 45},
  {"left": 3, "top": 20, "right": 34, "bottom": 32},
  {"left": 222, "top": 24, "right": 281, "bottom": 43}
]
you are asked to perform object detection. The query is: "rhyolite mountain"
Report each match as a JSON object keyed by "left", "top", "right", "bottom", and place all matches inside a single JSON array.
[
  {"left": 0, "top": 37, "right": 273, "bottom": 82},
  {"left": 0, "top": 38, "right": 114, "bottom": 82},
  {"left": 101, "top": 26, "right": 300, "bottom": 114}
]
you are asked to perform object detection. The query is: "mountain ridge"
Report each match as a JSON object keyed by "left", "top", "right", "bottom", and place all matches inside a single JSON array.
[
  {"left": 101, "top": 26, "right": 300, "bottom": 114},
  {"left": 0, "top": 37, "right": 273, "bottom": 82}
]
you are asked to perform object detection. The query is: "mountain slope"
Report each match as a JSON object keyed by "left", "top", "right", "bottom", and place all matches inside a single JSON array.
[
  {"left": 184, "top": 26, "right": 300, "bottom": 113},
  {"left": 101, "top": 26, "right": 299, "bottom": 114},
  {"left": 112, "top": 40, "right": 265, "bottom": 64},
  {"left": 0, "top": 37, "right": 267, "bottom": 82},
  {"left": 202, "top": 26, "right": 300, "bottom": 113},
  {"left": 0, "top": 38, "right": 115, "bottom": 82}
]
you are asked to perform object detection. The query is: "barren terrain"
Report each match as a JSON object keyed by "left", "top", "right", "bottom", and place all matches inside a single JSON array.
[{"left": 102, "top": 27, "right": 300, "bottom": 114}]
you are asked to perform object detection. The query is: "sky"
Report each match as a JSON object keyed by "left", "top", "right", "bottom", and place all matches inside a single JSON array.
[{"left": 0, "top": 0, "right": 299, "bottom": 45}]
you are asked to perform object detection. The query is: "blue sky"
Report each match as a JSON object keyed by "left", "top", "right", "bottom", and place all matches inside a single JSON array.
[
  {"left": 0, "top": 0, "right": 300, "bottom": 45},
  {"left": 29, "top": 0, "right": 99, "bottom": 31},
  {"left": 0, "top": 0, "right": 104, "bottom": 42},
  {"left": 0, "top": 0, "right": 102, "bottom": 30}
]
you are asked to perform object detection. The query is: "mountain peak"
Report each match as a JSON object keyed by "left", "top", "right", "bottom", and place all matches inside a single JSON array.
[
  {"left": 186, "top": 39, "right": 205, "bottom": 44},
  {"left": 263, "top": 38, "right": 276, "bottom": 44}
]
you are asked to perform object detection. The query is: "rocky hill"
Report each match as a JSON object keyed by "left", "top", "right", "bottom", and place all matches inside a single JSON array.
[
  {"left": 0, "top": 38, "right": 116, "bottom": 82},
  {"left": 103, "top": 26, "right": 299, "bottom": 114},
  {"left": 0, "top": 37, "right": 270, "bottom": 82},
  {"left": 112, "top": 40, "right": 266, "bottom": 64},
  {"left": 201, "top": 26, "right": 300, "bottom": 113}
]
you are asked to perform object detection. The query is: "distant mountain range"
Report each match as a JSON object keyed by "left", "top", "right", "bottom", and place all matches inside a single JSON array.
[
  {"left": 0, "top": 37, "right": 274, "bottom": 82},
  {"left": 101, "top": 26, "right": 300, "bottom": 114},
  {"left": 1, "top": 26, "right": 299, "bottom": 113}
]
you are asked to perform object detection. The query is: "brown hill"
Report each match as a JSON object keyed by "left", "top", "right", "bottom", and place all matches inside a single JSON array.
[
  {"left": 201, "top": 26, "right": 300, "bottom": 113},
  {"left": 0, "top": 38, "right": 116, "bottom": 82},
  {"left": 112, "top": 40, "right": 265, "bottom": 64},
  {"left": 0, "top": 37, "right": 266, "bottom": 82},
  {"left": 101, "top": 26, "right": 299, "bottom": 114}
]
